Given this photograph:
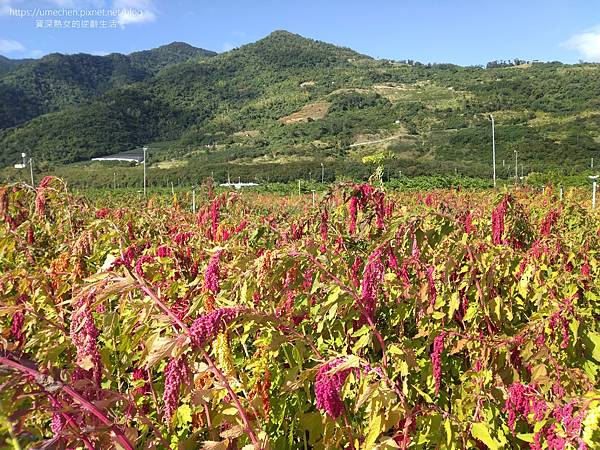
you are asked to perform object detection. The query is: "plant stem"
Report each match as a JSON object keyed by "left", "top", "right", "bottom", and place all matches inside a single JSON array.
[
  {"left": 304, "top": 253, "right": 389, "bottom": 367},
  {"left": 201, "top": 349, "right": 262, "bottom": 448},
  {"left": 0, "top": 355, "right": 134, "bottom": 450},
  {"left": 47, "top": 393, "right": 95, "bottom": 450},
  {"left": 135, "top": 276, "right": 263, "bottom": 448}
]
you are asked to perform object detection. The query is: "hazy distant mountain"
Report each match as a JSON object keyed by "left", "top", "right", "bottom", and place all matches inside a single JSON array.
[
  {"left": 0, "top": 43, "right": 216, "bottom": 129},
  {"left": 0, "top": 55, "right": 34, "bottom": 77}
]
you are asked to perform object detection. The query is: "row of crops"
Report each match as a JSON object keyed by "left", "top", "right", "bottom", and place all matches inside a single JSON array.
[{"left": 1, "top": 177, "right": 599, "bottom": 449}]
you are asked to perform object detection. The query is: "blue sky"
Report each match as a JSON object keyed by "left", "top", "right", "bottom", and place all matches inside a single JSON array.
[{"left": 0, "top": 0, "right": 599, "bottom": 64}]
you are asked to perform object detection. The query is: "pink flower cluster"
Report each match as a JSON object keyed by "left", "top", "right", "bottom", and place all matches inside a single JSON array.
[
  {"left": 320, "top": 209, "right": 329, "bottom": 242},
  {"left": 51, "top": 412, "right": 65, "bottom": 435},
  {"left": 204, "top": 250, "right": 223, "bottom": 294},
  {"left": 549, "top": 311, "right": 570, "bottom": 349},
  {"left": 492, "top": 196, "right": 508, "bottom": 245},
  {"left": 531, "top": 402, "right": 586, "bottom": 450},
  {"left": 347, "top": 184, "right": 386, "bottom": 234},
  {"left": 315, "top": 359, "right": 351, "bottom": 419},
  {"left": 504, "top": 382, "right": 547, "bottom": 432},
  {"left": 373, "top": 191, "right": 385, "bottom": 229},
  {"left": 426, "top": 266, "right": 437, "bottom": 308},
  {"left": 350, "top": 257, "right": 362, "bottom": 288},
  {"left": 190, "top": 307, "right": 242, "bottom": 348},
  {"left": 359, "top": 248, "right": 385, "bottom": 322},
  {"left": 581, "top": 260, "right": 591, "bottom": 278},
  {"left": 540, "top": 209, "right": 560, "bottom": 236},
  {"left": 134, "top": 254, "right": 155, "bottom": 277},
  {"left": 163, "top": 356, "right": 187, "bottom": 422},
  {"left": 411, "top": 231, "right": 421, "bottom": 260},
  {"left": 156, "top": 245, "right": 173, "bottom": 258},
  {"left": 424, "top": 193, "right": 434, "bottom": 207},
  {"left": 464, "top": 212, "right": 474, "bottom": 234},
  {"left": 348, "top": 197, "right": 358, "bottom": 235},
  {"left": 302, "top": 268, "right": 313, "bottom": 291},
  {"left": 70, "top": 296, "right": 103, "bottom": 386},
  {"left": 431, "top": 332, "right": 445, "bottom": 395},
  {"left": 173, "top": 231, "right": 194, "bottom": 246},
  {"left": 132, "top": 368, "right": 151, "bottom": 395},
  {"left": 112, "top": 242, "right": 151, "bottom": 269},
  {"left": 10, "top": 310, "right": 24, "bottom": 347},
  {"left": 95, "top": 207, "right": 111, "bottom": 219},
  {"left": 34, "top": 176, "right": 54, "bottom": 217},
  {"left": 210, "top": 197, "right": 220, "bottom": 240}
]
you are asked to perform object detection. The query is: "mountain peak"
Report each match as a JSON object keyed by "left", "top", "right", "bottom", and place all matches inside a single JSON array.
[
  {"left": 236, "top": 30, "right": 369, "bottom": 68},
  {"left": 265, "top": 29, "right": 301, "bottom": 38},
  {"left": 258, "top": 29, "right": 326, "bottom": 45},
  {"left": 128, "top": 42, "right": 216, "bottom": 72}
]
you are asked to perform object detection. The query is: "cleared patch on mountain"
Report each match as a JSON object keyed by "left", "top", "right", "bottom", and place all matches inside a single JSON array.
[{"left": 278, "top": 101, "right": 331, "bottom": 124}]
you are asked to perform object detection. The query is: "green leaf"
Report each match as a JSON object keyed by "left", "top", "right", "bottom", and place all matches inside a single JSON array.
[
  {"left": 353, "top": 332, "right": 372, "bottom": 352},
  {"left": 365, "top": 414, "right": 383, "bottom": 448},
  {"left": 444, "top": 418, "right": 453, "bottom": 446},
  {"left": 176, "top": 404, "right": 192, "bottom": 427},
  {"left": 471, "top": 422, "right": 499, "bottom": 450},
  {"left": 413, "top": 385, "right": 433, "bottom": 403},
  {"left": 516, "top": 433, "right": 534, "bottom": 443},
  {"left": 587, "top": 331, "right": 600, "bottom": 363},
  {"left": 448, "top": 292, "right": 460, "bottom": 319},
  {"left": 355, "top": 382, "right": 379, "bottom": 412},
  {"left": 464, "top": 303, "right": 478, "bottom": 322},
  {"left": 327, "top": 302, "right": 338, "bottom": 321}
]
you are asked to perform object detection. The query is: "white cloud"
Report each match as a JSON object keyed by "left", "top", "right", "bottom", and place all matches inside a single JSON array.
[
  {"left": 563, "top": 26, "right": 600, "bottom": 62},
  {"left": 48, "top": 0, "right": 78, "bottom": 6},
  {"left": 0, "top": 38, "right": 25, "bottom": 53},
  {"left": 91, "top": 50, "right": 110, "bottom": 56},
  {"left": 113, "top": 0, "right": 156, "bottom": 27},
  {"left": 28, "top": 49, "right": 44, "bottom": 58},
  {"left": 0, "top": 0, "right": 17, "bottom": 15},
  {"left": 221, "top": 42, "right": 235, "bottom": 52}
]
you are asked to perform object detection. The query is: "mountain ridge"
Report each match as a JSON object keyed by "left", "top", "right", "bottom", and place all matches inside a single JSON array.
[
  {"left": 0, "top": 42, "right": 216, "bottom": 129},
  {"left": 0, "top": 30, "right": 599, "bottom": 182}
]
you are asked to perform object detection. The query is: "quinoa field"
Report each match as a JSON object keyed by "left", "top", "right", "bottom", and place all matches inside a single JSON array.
[{"left": 1, "top": 177, "right": 600, "bottom": 449}]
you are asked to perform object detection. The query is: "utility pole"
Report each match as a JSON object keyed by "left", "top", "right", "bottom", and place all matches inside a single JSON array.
[
  {"left": 143, "top": 146, "right": 148, "bottom": 197},
  {"left": 490, "top": 115, "right": 496, "bottom": 187},
  {"left": 29, "top": 157, "right": 34, "bottom": 186},
  {"left": 590, "top": 175, "right": 598, "bottom": 209},
  {"left": 321, "top": 162, "right": 324, "bottom": 183},
  {"left": 192, "top": 188, "right": 196, "bottom": 214},
  {"left": 113, "top": 172, "right": 116, "bottom": 190},
  {"left": 514, "top": 150, "right": 518, "bottom": 185}
]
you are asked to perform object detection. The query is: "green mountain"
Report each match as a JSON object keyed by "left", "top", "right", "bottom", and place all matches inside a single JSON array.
[
  {"left": 128, "top": 42, "right": 217, "bottom": 73},
  {"left": 0, "top": 55, "right": 33, "bottom": 76},
  {"left": 0, "top": 42, "right": 216, "bottom": 130},
  {"left": 1, "top": 30, "right": 599, "bottom": 184}
]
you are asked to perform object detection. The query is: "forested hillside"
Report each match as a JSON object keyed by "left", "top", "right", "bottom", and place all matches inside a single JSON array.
[
  {"left": 0, "top": 42, "right": 215, "bottom": 130},
  {"left": 1, "top": 30, "right": 599, "bottom": 183}
]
